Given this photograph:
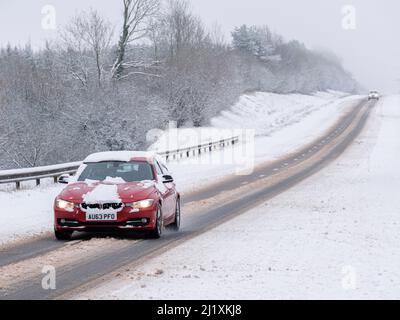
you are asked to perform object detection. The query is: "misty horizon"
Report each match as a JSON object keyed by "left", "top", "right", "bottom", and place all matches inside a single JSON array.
[{"left": 0, "top": 0, "right": 399, "bottom": 93}]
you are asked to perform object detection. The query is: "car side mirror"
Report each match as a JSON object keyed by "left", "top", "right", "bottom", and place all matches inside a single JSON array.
[
  {"left": 162, "top": 175, "right": 174, "bottom": 184},
  {"left": 58, "top": 174, "right": 71, "bottom": 184}
]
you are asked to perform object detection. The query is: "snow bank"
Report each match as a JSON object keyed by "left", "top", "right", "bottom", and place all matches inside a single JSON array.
[
  {"left": 211, "top": 91, "right": 348, "bottom": 137},
  {"left": 0, "top": 184, "right": 64, "bottom": 245},
  {"left": 166, "top": 91, "right": 362, "bottom": 192}
]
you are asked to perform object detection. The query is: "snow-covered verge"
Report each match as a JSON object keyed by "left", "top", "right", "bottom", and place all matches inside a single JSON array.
[
  {"left": 151, "top": 91, "right": 350, "bottom": 152},
  {"left": 77, "top": 96, "right": 400, "bottom": 300},
  {"left": 211, "top": 91, "right": 349, "bottom": 137},
  {"left": 0, "top": 91, "right": 361, "bottom": 246},
  {"left": 0, "top": 182, "right": 63, "bottom": 245},
  {"left": 166, "top": 91, "right": 362, "bottom": 192}
]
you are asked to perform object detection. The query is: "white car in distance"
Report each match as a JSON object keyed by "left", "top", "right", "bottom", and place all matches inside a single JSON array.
[{"left": 368, "top": 91, "right": 380, "bottom": 100}]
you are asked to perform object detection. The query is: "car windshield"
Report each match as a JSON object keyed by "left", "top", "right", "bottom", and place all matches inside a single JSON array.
[{"left": 77, "top": 161, "right": 154, "bottom": 182}]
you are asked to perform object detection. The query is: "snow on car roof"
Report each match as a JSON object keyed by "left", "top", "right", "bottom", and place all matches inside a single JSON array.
[{"left": 83, "top": 151, "right": 156, "bottom": 163}]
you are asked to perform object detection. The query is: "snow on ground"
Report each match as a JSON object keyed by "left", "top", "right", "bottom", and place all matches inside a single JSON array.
[
  {"left": 168, "top": 91, "right": 362, "bottom": 192},
  {"left": 211, "top": 91, "right": 348, "bottom": 137},
  {"left": 0, "top": 181, "right": 63, "bottom": 246},
  {"left": 77, "top": 95, "right": 400, "bottom": 300},
  {"left": 0, "top": 91, "right": 360, "bottom": 245}
]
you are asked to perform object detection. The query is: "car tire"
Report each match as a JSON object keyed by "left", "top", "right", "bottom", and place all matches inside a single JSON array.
[
  {"left": 169, "top": 198, "right": 181, "bottom": 231},
  {"left": 54, "top": 229, "right": 73, "bottom": 241},
  {"left": 149, "top": 204, "right": 163, "bottom": 239}
]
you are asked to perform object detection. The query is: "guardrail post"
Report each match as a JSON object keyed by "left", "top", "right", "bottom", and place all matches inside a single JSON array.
[
  {"left": 54, "top": 176, "right": 58, "bottom": 184},
  {"left": 36, "top": 179, "right": 40, "bottom": 186},
  {"left": 16, "top": 181, "right": 20, "bottom": 190}
]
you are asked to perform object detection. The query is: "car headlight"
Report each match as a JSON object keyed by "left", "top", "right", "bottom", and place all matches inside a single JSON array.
[
  {"left": 55, "top": 199, "right": 75, "bottom": 212},
  {"left": 126, "top": 199, "right": 155, "bottom": 210}
]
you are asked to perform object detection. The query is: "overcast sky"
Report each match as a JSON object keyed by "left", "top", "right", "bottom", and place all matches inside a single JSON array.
[{"left": 0, "top": 0, "right": 399, "bottom": 93}]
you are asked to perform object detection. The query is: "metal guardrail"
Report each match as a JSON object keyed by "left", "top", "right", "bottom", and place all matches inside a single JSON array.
[
  {"left": 0, "top": 163, "right": 82, "bottom": 189},
  {"left": 0, "top": 136, "right": 240, "bottom": 190},
  {"left": 158, "top": 136, "right": 240, "bottom": 161}
]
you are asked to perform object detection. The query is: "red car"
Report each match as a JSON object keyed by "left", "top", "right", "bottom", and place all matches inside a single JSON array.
[{"left": 54, "top": 152, "right": 181, "bottom": 240}]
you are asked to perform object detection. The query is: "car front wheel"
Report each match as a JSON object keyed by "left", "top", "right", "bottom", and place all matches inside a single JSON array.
[
  {"left": 149, "top": 204, "right": 163, "bottom": 239},
  {"left": 169, "top": 199, "right": 181, "bottom": 231}
]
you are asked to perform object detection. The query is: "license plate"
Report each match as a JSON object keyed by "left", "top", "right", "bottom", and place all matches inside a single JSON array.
[{"left": 86, "top": 213, "right": 118, "bottom": 221}]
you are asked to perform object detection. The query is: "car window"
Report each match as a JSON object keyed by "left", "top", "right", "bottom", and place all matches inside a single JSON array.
[{"left": 78, "top": 161, "right": 155, "bottom": 182}]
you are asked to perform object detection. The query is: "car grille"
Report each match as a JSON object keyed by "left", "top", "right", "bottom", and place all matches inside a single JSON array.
[{"left": 81, "top": 203, "right": 124, "bottom": 211}]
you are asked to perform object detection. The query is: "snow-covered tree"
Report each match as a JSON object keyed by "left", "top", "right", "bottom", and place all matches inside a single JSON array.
[
  {"left": 232, "top": 25, "right": 281, "bottom": 62},
  {"left": 0, "top": 1, "right": 359, "bottom": 169}
]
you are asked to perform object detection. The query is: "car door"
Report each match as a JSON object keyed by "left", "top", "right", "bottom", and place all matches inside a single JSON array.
[
  {"left": 155, "top": 160, "right": 175, "bottom": 219},
  {"left": 158, "top": 161, "right": 177, "bottom": 219}
]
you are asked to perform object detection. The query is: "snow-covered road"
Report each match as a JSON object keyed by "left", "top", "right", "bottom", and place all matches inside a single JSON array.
[{"left": 77, "top": 95, "right": 400, "bottom": 300}]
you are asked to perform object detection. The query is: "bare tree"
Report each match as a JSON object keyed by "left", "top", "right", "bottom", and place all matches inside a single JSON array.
[
  {"left": 0, "top": 3, "right": 359, "bottom": 170},
  {"left": 61, "top": 10, "right": 113, "bottom": 86},
  {"left": 112, "top": 0, "right": 160, "bottom": 79},
  {"left": 162, "top": 0, "right": 206, "bottom": 59},
  {"left": 209, "top": 23, "right": 227, "bottom": 48}
]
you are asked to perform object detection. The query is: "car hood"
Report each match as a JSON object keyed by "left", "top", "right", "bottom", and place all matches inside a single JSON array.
[{"left": 58, "top": 180, "right": 156, "bottom": 203}]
